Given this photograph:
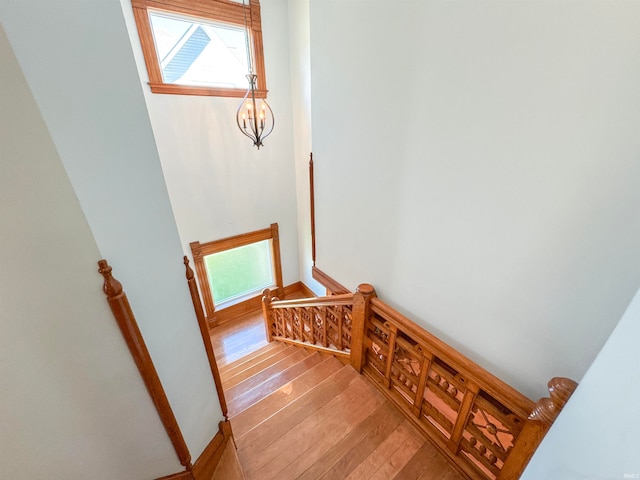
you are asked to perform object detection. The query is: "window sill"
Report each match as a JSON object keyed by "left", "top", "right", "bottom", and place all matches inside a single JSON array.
[{"left": 148, "top": 82, "right": 268, "bottom": 98}]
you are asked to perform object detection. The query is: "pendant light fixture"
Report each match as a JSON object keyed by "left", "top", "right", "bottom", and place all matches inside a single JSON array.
[{"left": 236, "top": 0, "right": 274, "bottom": 149}]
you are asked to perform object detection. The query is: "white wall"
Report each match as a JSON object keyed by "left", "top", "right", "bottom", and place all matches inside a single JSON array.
[
  {"left": 119, "top": 0, "right": 303, "bottom": 288},
  {"left": 309, "top": 0, "right": 640, "bottom": 397},
  {"left": 288, "top": 0, "right": 324, "bottom": 295},
  {"left": 1, "top": 0, "right": 223, "bottom": 465},
  {"left": 522, "top": 287, "right": 640, "bottom": 479},
  {"left": 0, "top": 26, "right": 179, "bottom": 479}
]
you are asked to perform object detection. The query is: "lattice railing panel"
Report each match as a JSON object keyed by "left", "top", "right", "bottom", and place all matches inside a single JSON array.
[
  {"left": 362, "top": 302, "right": 537, "bottom": 480},
  {"left": 262, "top": 291, "right": 355, "bottom": 356}
]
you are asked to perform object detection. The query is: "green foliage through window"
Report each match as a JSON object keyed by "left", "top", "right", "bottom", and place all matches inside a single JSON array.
[{"left": 204, "top": 239, "right": 274, "bottom": 304}]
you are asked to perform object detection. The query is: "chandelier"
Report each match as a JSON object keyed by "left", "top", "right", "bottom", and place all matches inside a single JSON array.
[{"left": 236, "top": 0, "right": 274, "bottom": 149}]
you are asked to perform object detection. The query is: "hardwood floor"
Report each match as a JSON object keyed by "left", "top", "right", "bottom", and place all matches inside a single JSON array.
[
  {"left": 209, "top": 306, "right": 464, "bottom": 480},
  {"left": 210, "top": 311, "right": 270, "bottom": 368}
]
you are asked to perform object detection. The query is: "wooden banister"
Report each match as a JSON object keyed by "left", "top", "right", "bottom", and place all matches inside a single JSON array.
[
  {"left": 369, "top": 298, "right": 534, "bottom": 418},
  {"left": 267, "top": 292, "right": 355, "bottom": 309},
  {"left": 184, "top": 256, "right": 228, "bottom": 420},
  {"left": 261, "top": 288, "right": 274, "bottom": 343},
  {"left": 361, "top": 294, "right": 576, "bottom": 480},
  {"left": 97, "top": 259, "right": 192, "bottom": 472},
  {"left": 309, "top": 152, "right": 316, "bottom": 266},
  {"left": 262, "top": 287, "right": 355, "bottom": 357},
  {"left": 261, "top": 276, "right": 576, "bottom": 479}
]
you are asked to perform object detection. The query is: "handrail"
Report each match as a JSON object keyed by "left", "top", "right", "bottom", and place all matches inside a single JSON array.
[
  {"left": 267, "top": 292, "right": 355, "bottom": 309},
  {"left": 184, "top": 256, "right": 228, "bottom": 420},
  {"left": 98, "top": 259, "right": 192, "bottom": 473}
]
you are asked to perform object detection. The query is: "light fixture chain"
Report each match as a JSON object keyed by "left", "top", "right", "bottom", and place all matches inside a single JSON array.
[{"left": 242, "top": 0, "right": 254, "bottom": 74}]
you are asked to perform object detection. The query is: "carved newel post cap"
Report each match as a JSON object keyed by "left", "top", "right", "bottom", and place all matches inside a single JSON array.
[
  {"left": 262, "top": 288, "right": 272, "bottom": 301},
  {"left": 356, "top": 283, "right": 376, "bottom": 296},
  {"left": 97, "top": 259, "right": 123, "bottom": 298},
  {"left": 529, "top": 376, "right": 578, "bottom": 424},
  {"left": 183, "top": 256, "right": 195, "bottom": 280},
  {"left": 548, "top": 377, "right": 578, "bottom": 406}
]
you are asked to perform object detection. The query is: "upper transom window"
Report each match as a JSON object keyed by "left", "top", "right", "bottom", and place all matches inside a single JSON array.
[{"left": 131, "top": 0, "right": 267, "bottom": 98}]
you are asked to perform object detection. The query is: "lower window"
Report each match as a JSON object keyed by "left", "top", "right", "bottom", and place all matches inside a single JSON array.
[
  {"left": 204, "top": 239, "right": 273, "bottom": 306},
  {"left": 190, "top": 223, "right": 283, "bottom": 321}
]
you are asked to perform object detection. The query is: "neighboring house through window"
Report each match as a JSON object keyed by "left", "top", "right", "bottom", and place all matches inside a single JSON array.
[{"left": 131, "top": 0, "right": 267, "bottom": 97}]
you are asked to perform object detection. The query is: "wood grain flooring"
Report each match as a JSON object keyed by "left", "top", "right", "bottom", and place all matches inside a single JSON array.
[{"left": 210, "top": 307, "right": 464, "bottom": 480}]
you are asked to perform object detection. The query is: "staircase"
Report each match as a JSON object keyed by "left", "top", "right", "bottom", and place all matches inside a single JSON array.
[{"left": 219, "top": 341, "right": 464, "bottom": 480}]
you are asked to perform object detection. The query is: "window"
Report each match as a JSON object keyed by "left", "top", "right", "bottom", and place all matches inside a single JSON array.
[
  {"left": 131, "top": 0, "right": 267, "bottom": 97},
  {"left": 205, "top": 239, "right": 273, "bottom": 305},
  {"left": 190, "top": 224, "right": 284, "bottom": 322}
]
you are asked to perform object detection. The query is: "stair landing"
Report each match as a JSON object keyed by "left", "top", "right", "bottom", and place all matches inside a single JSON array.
[{"left": 211, "top": 309, "right": 464, "bottom": 480}]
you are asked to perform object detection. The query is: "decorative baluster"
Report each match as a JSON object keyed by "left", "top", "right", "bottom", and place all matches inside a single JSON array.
[
  {"left": 322, "top": 307, "right": 328, "bottom": 347},
  {"left": 498, "top": 377, "right": 578, "bottom": 480},
  {"left": 98, "top": 259, "right": 192, "bottom": 472},
  {"left": 384, "top": 324, "right": 398, "bottom": 389},
  {"left": 184, "top": 257, "right": 228, "bottom": 420},
  {"left": 337, "top": 305, "right": 343, "bottom": 351},
  {"left": 412, "top": 350, "right": 432, "bottom": 417},
  {"left": 448, "top": 379, "right": 479, "bottom": 453},
  {"left": 261, "top": 288, "right": 273, "bottom": 342},
  {"left": 290, "top": 308, "right": 296, "bottom": 340}
]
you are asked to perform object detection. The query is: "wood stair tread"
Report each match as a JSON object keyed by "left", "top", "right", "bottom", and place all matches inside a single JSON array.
[
  {"left": 295, "top": 401, "right": 405, "bottom": 480},
  {"left": 344, "top": 420, "right": 426, "bottom": 480},
  {"left": 238, "top": 367, "right": 385, "bottom": 480},
  {"left": 213, "top": 330, "right": 465, "bottom": 480},
  {"left": 222, "top": 345, "right": 298, "bottom": 389},
  {"left": 227, "top": 350, "right": 325, "bottom": 417},
  {"left": 392, "top": 440, "right": 455, "bottom": 480},
  {"left": 234, "top": 361, "right": 358, "bottom": 451},
  {"left": 219, "top": 341, "right": 287, "bottom": 374},
  {"left": 225, "top": 348, "right": 311, "bottom": 402},
  {"left": 231, "top": 355, "right": 344, "bottom": 439}
]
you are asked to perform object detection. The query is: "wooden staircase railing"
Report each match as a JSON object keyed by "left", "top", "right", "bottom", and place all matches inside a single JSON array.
[
  {"left": 261, "top": 282, "right": 577, "bottom": 480},
  {"left": 184, "top": 256, "right": 228, "bottom": 420},
  {"left": 261, "top": 288, "right": 356, "bottom": 363},
  {"left": 98, "top": 260, "right": 193, "bottom": 474}
]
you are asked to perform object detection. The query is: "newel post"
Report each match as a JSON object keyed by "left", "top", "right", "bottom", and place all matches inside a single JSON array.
[
  {"left": 351, "top": 283, "right": 376, "bottom": 373},
  {"left": 498, "top": 377, "right": 578, "bottom": 480},
  {"left": 184, "top": 256, "right": 228, "bottom": 420},
  {"left": 97, "top": 260, "right": 192, "bottom": 472},
  {"left": 262, "top": 288, "right": 274, "bottom": 342}
]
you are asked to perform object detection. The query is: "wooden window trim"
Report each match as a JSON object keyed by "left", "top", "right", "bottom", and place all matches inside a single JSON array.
[
  {"left": 190, "top": 223, "right": 284, "bottom": 322},
  {"left": 131, "top": 0, "right": 267, "bottom": 98}
]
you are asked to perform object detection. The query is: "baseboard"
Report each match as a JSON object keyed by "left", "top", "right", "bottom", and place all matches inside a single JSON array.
[
  {"left": 311, "top": 266, "right": 350, "bottom": 294},
  {"left": 283, "top": 281, "right": 316, "bottom": 298},
  {"left": 192, "top": 421, "right": 233, "bottom": 480},
  {"left": 156, "top": 421, "right": 234, "bottom": 480},
  {"left": 211, "top": 282, "right": 315, "bottom": 327},
  {"left": 211, "top": 294, "right": 263, "bottom": 326}
]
